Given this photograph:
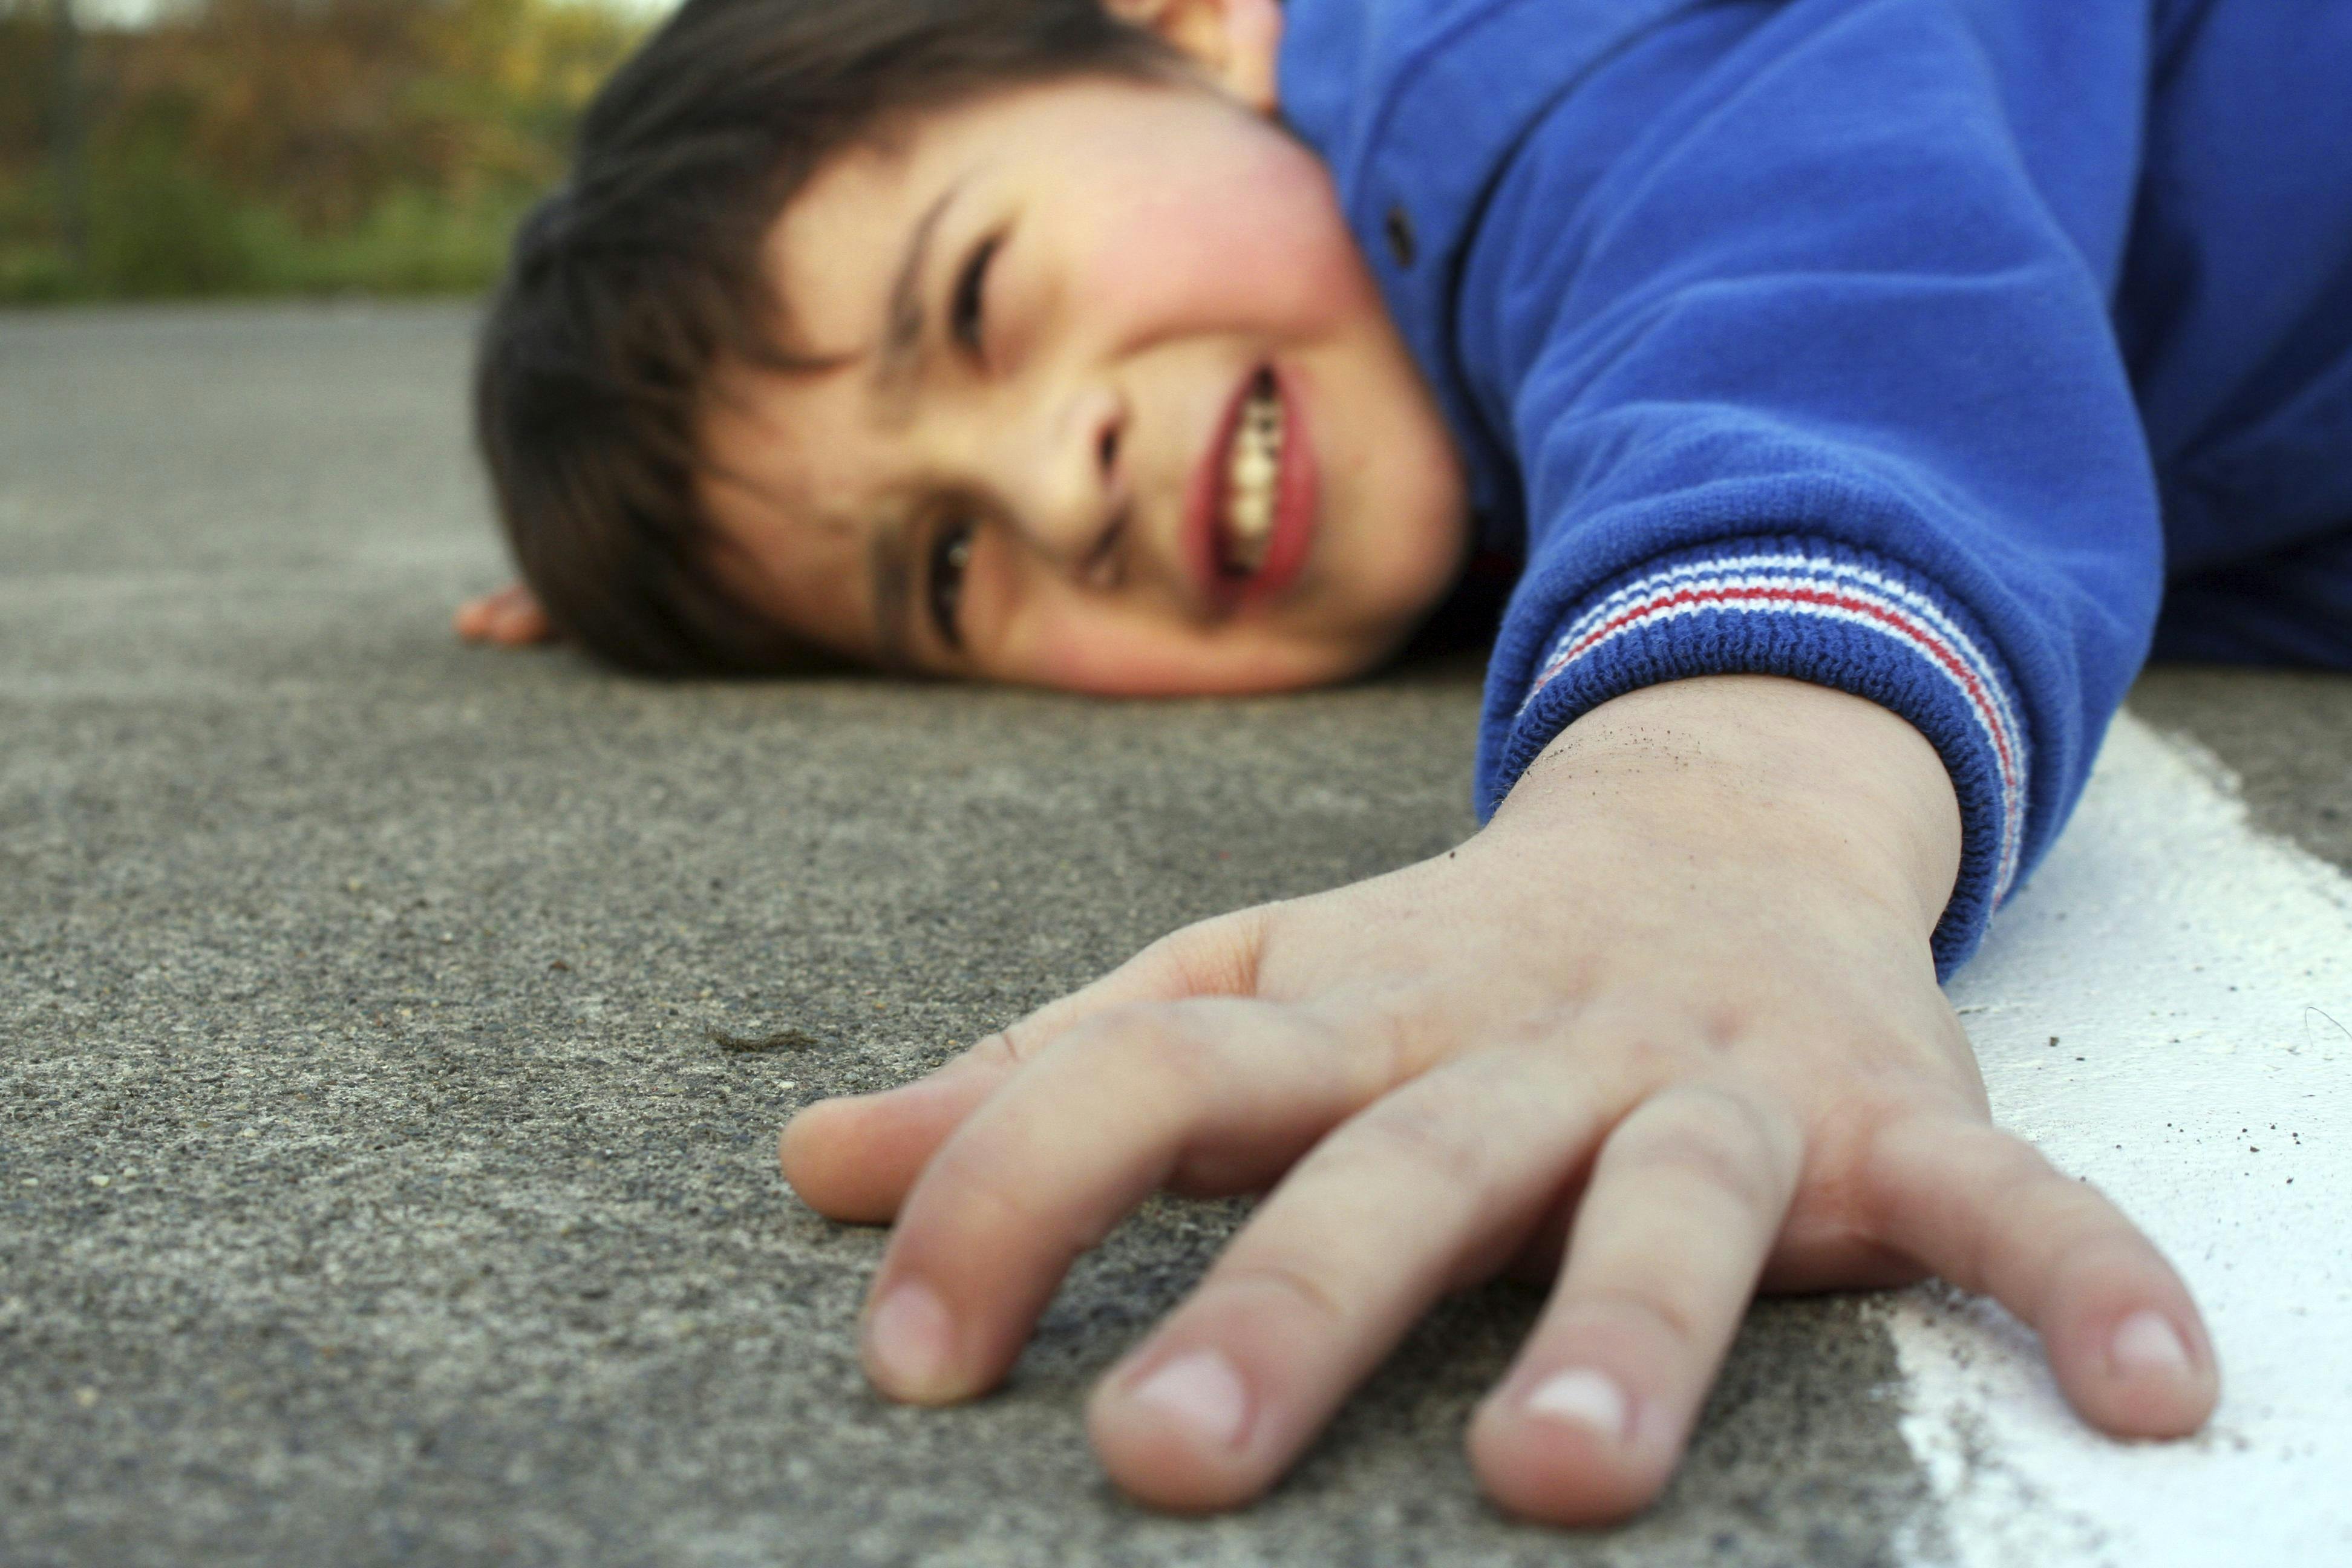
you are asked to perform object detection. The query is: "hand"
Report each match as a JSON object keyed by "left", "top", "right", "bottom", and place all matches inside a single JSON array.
[
  {"left": 779, "top": 677, "right": 2218, "bottom": 1524},
  {"left": 452, "top": 581, "right": 555, "bottom": 646}
]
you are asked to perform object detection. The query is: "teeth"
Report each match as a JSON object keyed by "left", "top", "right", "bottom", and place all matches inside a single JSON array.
[{"left": 1221, "top": 383, "right": 1284, "bottom": 574}]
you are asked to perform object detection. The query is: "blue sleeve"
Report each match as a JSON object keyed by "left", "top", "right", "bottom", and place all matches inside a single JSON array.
[{"left": 1462, "top": 0, "right": 2164, "bottom": 976}]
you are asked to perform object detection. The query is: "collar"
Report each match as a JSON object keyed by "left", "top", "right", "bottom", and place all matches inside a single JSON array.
[{"left": 1278, "top": 0, "right": 1714, "bottom": 534}]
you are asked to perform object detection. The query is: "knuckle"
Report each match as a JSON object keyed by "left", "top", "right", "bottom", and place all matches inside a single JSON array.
[
  {"left": 1613, "top": 1086, "right": 1796, "bottom": 1223},
  {"left": 973, "top": 1021, "right": 1045, "bottom": 1071},
  {"left": 921, "top": 1136, "right": 1065, "bottom": 1247},
  {"left": 1030, "top": 1001, "right": 1233, "bottom": 1113},
  {"left": 1105, "top": 1005, "right": 1228, "bottom": 1094},
  {"left": 1938, "top": 1119, "right": 2059, "bottom": 1204},
  {"left": 1145, "top": 906, "right": 1266, "bottom": 996},
  {"left": 1353, "top": 1106, "right": 1489, "bottom": 1192},
  {"left": 1600, "top": 1028, "right": 1705, "bottom": 1089},
  {"left": 1340, "top": 1080, "right": 1498, "bottom": 1193},
  {"left": 1307, "top": 986, "right": 1446, "bottom": 1088},
  {"left": 1583, "top": 1284, "right": 1705, "bottom": 1357},
  {"left": 2011, "top": 1159, "right": 2120, "bottom": 1246},
  {"left": 1361, "top": 999, "right": 1440, "bottom": 1091},
  {"left": 1213, "top": 1256, "right": 1357, "bottom": 1331},
  {"left": 920, "top": 1128, "right": 1125, "bottom": 1261}
]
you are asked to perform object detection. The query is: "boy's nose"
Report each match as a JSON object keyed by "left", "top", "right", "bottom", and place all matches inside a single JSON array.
[{"left": 990, "top": 383, "right": 1129, "bottom": 578}]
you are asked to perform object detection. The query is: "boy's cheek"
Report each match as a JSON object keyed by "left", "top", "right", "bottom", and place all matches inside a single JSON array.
[{"left": 1068, "top": 140, "right": 1374, "bottom": 342}]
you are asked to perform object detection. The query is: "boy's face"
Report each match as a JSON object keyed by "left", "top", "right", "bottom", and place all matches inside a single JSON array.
[{"left": 697, "top": 5, "right": 1471, "bottom": 694}]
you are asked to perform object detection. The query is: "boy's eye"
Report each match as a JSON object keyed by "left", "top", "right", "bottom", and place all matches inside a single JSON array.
[
  {"left": 951, "top": 235, "right": 1001, "bottom": 360},
  {"left": 927, "top": 517, "right": 976, "bottom": 648}
]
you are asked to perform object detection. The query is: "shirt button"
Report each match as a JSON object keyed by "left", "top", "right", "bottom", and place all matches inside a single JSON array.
[{"left": 1383, "top": 204, "right": 1417, "bottom": 269}]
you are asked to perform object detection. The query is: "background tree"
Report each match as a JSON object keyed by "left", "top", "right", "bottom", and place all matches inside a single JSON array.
[{"left": 0, "top": 0, "right": 648, "bottom": 300}]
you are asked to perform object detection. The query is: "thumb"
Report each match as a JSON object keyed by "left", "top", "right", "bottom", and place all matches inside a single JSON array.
[{"left": 779, "top": 904, "right": 1271, "bottom": 1221}]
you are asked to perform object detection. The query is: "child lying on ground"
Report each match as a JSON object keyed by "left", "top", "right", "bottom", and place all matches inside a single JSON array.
[{"left": 462, "top": 0, "right": 2352, "bottom": 1525}]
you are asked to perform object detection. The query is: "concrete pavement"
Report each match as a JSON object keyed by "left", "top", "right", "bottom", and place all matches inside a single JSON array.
[{"left": 3, "top": 302, "right": 2345, "bottom": 1567}]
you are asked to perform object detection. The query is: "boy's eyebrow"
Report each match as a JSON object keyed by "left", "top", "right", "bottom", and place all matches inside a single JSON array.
[{"left": 874, "top": 175, "right": 971, "bottom": 413}]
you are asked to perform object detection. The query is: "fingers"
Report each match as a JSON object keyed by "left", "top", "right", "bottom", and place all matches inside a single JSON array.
[
  {"left": 1866, "top": 1114, "right": 2218, "bottom": 1437},
  {"left": 860, "top": 995, "right": 1388, "bottom": 1405},
  {"left": 452, "top": 583, "right": 554, "bottom": 645},
  {"left": 778, "top": 1043, "right": 1014, "bottom": 1223},
  {"left": 1085, "top": 1040, "right": 1627, "bottom": 1512},
  {"left": 780, "top": 909, "right": 1269, "bottom": 1221},
  {"left": 1469, "top": 1083, "right": 1802, "bottom": 1526}
]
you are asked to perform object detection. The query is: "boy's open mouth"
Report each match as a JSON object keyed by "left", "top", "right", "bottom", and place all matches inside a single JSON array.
[
  {"left": 1218, "top": 368, "right": 1284, "bottom": 577},
  {"left": 1194, "top": 362, "right": 1317, "bottom": 611}
]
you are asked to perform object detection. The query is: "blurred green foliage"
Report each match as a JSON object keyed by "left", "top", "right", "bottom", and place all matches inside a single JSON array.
[{"left": 0, "top": 0, "right": 648, "bottom": 301}]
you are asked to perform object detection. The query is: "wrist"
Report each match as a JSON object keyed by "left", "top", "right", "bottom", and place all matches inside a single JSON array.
[{"left": 1490, "top": 675, "right": 1964, "bottom": 939}]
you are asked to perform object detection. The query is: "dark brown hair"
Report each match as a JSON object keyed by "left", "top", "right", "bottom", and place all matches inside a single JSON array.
[{"left": 473, "top": 0, "right": 1191, "bottom": 675}]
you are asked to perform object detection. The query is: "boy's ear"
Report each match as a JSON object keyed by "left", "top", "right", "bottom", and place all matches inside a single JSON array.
[{"left": 1103, "top": 0, "right": 1283, "bottom": 114}]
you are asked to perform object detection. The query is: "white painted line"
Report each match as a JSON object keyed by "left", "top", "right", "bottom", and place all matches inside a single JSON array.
[{"left": 1891, "top": 713, "right": 2352, "bottom": 1566}]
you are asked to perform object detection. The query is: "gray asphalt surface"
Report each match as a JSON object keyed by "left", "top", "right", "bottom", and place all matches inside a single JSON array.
[{"left": 3, "top": 302, "right": 2345, "bottom": 1568}]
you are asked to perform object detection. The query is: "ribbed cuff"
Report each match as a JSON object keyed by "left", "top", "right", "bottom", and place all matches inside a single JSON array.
[{"left": 1484, "top": 538, "right": 2028, "bottom": 976}]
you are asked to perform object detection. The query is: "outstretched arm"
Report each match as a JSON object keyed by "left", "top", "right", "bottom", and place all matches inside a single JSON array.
[{"left": 779, "top": 674, "right": 2216, "bottom": 1524}]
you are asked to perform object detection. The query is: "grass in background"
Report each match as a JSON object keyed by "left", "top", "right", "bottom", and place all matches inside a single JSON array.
[{"left": 0, "top": 0, "right": 648, "bottom": 302}]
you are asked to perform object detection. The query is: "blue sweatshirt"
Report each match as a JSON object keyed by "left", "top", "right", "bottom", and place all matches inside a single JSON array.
[{"left": 1276, "top": 0, "right": 2352, "bottom": 973}]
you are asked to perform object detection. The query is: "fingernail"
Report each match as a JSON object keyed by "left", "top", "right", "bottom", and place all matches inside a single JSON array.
[
  {"left": 866, "top": 1282, "right": 954, "bottom": 1396},
  {"left": 2109, "top": 1311, "right": 2192, "bottom": 1379},
  {"left": 1524, "top": 1367, "right": 1632, "bottom": 1442},
  {"left": 1128, "top": 1350, "right": 1250, "bottom": 1449}
]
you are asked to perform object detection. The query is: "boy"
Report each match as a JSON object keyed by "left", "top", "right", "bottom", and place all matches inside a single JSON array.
[{"left": 466, "top": 0, "right": 2352, "bottom": 1525}]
